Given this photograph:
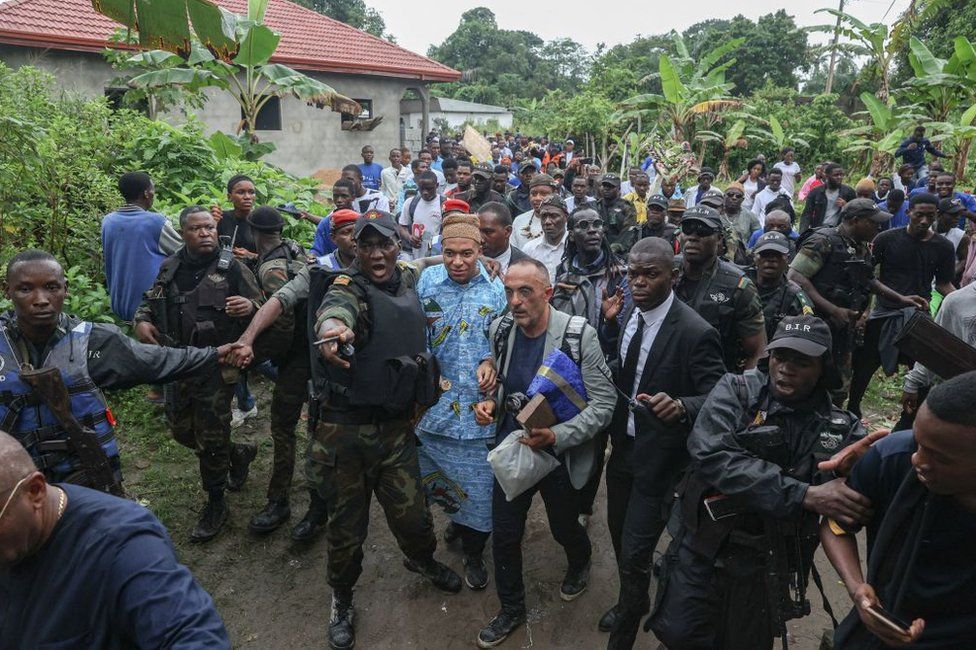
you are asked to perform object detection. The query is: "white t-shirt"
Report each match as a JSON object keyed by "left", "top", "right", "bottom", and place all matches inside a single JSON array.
[
  {"left": 751, "top": 187, "right": 793, "bottom": 225},
  {"left": 399, "top": 195, "right": 443, "bottom": 258},
  {"left": 774, "top": 161, "right": 801, "bottom": 196},
  {"left": 743, "top": 178, "right": 760, "bottom": 209},
  {"left": 522, "top": 232, "right": 568, "bottom": 282}
]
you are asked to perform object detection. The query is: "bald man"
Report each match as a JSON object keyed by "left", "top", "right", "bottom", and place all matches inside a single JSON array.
[{"left": 0, "top": 431, "right": 230, "bottom": 648}]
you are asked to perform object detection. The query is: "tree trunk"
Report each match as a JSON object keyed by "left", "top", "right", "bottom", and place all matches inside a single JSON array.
[{"left": 955, "top": 139, "right": 973, "bottom": 180}]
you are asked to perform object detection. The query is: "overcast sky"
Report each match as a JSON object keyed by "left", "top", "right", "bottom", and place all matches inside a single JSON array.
[{"left": 368, "top": 0, "right": 911, "bottom": 57}]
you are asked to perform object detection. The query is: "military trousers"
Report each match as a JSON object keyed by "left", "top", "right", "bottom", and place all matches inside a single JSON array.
[
  {"left": 307, "top": 417, "right": 437, "bottom": 590},
  {"left": 169, "top": 368, "right": 236, "bottom": 493},
  {"left": 266, "top": 352, "right": 310, "bottom": 500}
]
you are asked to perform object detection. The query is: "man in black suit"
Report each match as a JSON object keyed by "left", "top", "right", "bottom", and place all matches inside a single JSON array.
[
  {"left": 599, "top": 237, "right": 727, "bottom": 648},
  {"left": 799, "top": 162, "right": 856, "bottom": 232}
]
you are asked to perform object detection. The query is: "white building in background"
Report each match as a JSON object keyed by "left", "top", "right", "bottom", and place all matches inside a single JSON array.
[
  {"left": 0, "top": 0, "right": 460, "bottom": 177},
  {"left": 401, "top": 96, "right": 513, "bottom": 132}
]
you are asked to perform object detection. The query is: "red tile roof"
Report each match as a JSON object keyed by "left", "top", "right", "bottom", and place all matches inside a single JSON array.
[{"left": 0, "top": 0, "right": 460, "bottom": 81}]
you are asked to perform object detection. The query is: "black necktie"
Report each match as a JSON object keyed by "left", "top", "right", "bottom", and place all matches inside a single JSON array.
[{"left": 619, "top": 313, "right": 645, "bottom": 394}]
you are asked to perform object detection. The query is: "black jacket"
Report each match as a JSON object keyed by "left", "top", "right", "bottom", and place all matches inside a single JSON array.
[
  {"left": 609, "top": 297, "right": 725, "bottom": 449},
  {"left": 800, "top": 183, "right": 856, "bottom": 232}
]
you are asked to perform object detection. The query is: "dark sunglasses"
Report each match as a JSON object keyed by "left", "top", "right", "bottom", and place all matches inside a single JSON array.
[
  {"left": 725, "top": 192, "right": 744, "bottom": 199},
  {"left": 681, "top": 221, "right": 718, "bottom": 237},
  {"left": 573, "top": 218, "right": 604, "bottom": 230}
]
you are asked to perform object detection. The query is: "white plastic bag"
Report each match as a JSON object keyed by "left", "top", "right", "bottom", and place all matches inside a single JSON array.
[{"left": 487, "top": 430, "right": 561, "bottom": 502}]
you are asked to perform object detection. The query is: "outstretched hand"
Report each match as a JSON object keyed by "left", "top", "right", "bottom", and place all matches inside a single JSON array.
[
  {"left": 602, "top": 286, "right": 625, "bottom": 321},
  {"left": 818, "top": 429, "right": 890, "bottom": 476},
  {"left": 216, "top": 342, "right": 248, "bottom": 365}
]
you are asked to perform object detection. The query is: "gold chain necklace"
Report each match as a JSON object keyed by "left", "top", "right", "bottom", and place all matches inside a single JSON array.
[{"left": 55, "top": 487, "right": 66, "bottom": 520}]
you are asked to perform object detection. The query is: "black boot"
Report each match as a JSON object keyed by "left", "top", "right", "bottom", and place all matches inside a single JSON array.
[
  {"left": 463, "top": 554, "right": 489, "bottom": 590},
  {"left": 291, "top": 490, "right": 328, "bottom": 542},
  {"left": 248, "top": 498, "right": 291, "bottom": 534},
  {"left": 189, "top": 491, "right": 228, "bottom": 543},
  {"left": 328, "top": 590, "right": 355, "bottom": 650},
  {"left": 598, "top": 604, "right": 621, "bottom": 633},
  {"left": 477, "top": 607, "right": 526, "bottom": 648},
  {"left": 227, "top": 442, "right": 257, "bottom": 492},
  {"left": 403, "top": 557, "right": 462, "bottom": 593},
  {"left": 560, "top": 559, "right": 591, "bottom": 601}
]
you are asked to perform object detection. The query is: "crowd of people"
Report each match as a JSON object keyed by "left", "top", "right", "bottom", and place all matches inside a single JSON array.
[{"left": 1, "top": 124, "right": 975, "bottom": 650}]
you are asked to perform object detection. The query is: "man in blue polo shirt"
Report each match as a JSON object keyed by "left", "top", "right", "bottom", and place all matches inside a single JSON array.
[
  {"left": 100, "top": 172, "right": 181, "bottom": 322},
  {"left": 357, "top": 145, "right": 383, "bottom": 191}
]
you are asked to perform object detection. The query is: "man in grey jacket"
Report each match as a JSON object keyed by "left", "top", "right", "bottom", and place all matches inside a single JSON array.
[{"left": 475, "top": 257, "right": 616, "bottom": 648}]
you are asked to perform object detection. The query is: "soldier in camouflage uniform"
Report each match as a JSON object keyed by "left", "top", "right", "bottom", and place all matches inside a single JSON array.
[
  {"left": 747, "top": 231, "right": 814, "bottom": 345},
  {"left": 312, "top": 210, "right": 461, "bottom": 650},
  {"left": 235, "top": 206, "right": 313, "bottom": 534},
  {"left": 134, "top": 206, "right": 263, "bottom": 543}
]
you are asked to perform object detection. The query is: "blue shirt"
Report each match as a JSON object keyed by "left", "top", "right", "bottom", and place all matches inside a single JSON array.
[
  {"left": 100, "top": 206, "right": 171, "bottom": 321},
  {"left": 358, "top": 162, "right": 383, "bottom": 191},
  {"left": 431, "top": 156, "right": 444, "bottom": 172},
  {"left": 310, "top": 213, "right": 337, "bottom": 256},
  {"left": 909, "top": 190, "right": 976, "bottom": 227},
  {"left": 877, "top": 199, "right": 909, "bottom": 230},
  {"left": 0, "top": 483, "right": 229, "bottom": 649},
  {"left": 416, "top": 263, "right": 506, "bottom": 440},
  {"left": 499, "top": 328, "right": 547, "bottom": 443}
]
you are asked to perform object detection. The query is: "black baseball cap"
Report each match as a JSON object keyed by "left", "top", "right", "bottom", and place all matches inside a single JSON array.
[
  {"left": 938, "top": 197, "right": 965, "bottom": 215},
  {"left": 698, "top": 166, "right": 716, "bottom": 179},
  {"left": 766, "top": 315, "right": 832, "bottom": 357},
  {"left": 681, "top": 205, "right": 723, "bottom": 229},
  {"left": 354, "top": 209, "right": 398, "bottom": 239},
  {"left": 698, "top": 188, "right": 725, "bottom": 209},
  {"left": 841, "top": 198, "right": 892, "bottom": 223},
  {"left": 471, "top": 164, "right": 492, "bottom": 179},
  {"left": 752, "top": 231, "right": 791, "bottom": 255},
  {"left": 648, "top": 195, "right": 669, "bottom": 209},
  {"left": 601, "top": 173, "right": 621, "bottom": 187}
]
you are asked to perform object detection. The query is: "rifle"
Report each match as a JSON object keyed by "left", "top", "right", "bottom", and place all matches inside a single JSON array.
[
  {"left": 763, "top": 519, "right": 811, "bottom": 650},
  {"left": 20, "top": 366, "right": 123, "bottom": 496},
  {"left": 146, "top": 286, "right": 178, "bottom": 419}
]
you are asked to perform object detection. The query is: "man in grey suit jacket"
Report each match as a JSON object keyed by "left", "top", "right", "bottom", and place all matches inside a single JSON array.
[{"left": 475, "top": 257, "right": 616, "bottom": 649}]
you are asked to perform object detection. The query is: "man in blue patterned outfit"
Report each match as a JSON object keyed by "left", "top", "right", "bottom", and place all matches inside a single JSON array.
[{"left": 416, "top": 212, "right": 506, "bottom": 590}]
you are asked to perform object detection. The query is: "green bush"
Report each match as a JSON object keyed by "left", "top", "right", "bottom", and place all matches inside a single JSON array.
[{"left": 0, "top": 62, "right": 329, "bottom": 306}]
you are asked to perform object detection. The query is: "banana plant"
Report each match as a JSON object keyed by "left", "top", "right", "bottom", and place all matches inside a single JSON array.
[
  {"left": 93, "top": 0, "right": 359, "bottom": 148},
  {"left": 924, "top": 105, "right": 976, "bottom": 179},
  {"left": 620, "top": 32, "right": 743, "bottom": 147},
  {"left": 901, "top": 36, "right": 976, "bottom": 123},
  {"left": 840, "top": 92, "right": 923, "bottom": 176},
  {"left": 812, "top": 8, "right": 906, "bottom": 101}
]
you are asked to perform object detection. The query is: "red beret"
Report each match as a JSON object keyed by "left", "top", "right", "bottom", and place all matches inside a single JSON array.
[
  {"left": 443, "top": 199, "right": 470, "bottom": 215},
  {"left": 330, "top": 209, "right": 359, "bottom": 229}
]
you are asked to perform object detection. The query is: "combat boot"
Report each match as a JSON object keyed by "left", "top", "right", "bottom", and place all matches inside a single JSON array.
[
  {"left": 403, "top": 557, "right": 462, "bottom": 593},
  {"left": 328, "top": 590, "right": 355, "bottom": 650},
  {"left": 227, "top": 442, "right": 257, "bottom": 492},
  {"left": 248, "top": 498, "right": 291, "bottom": 534},
  {"left": 291, "top": 490, "right": 328, "bottom": 541},
  {"left": 560, "top": 559, "right": 591, "bottom": 601},
  {"left": 189, "top": 491, "right": 228, "bottom": 543}
]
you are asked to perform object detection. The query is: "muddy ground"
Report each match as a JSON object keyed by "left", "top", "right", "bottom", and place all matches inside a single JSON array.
[{"left": 118, "top": 380, "right": 879, "bottom": 650}]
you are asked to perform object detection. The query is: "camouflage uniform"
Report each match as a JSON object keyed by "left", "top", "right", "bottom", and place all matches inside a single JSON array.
[
  {"left": 789, "top": 229, "right": 874, "bottom": 401},
  {"left": 135, "top": 249, "right": 263, "bottom": 492},
  {"left": 253, "top": 242, "right": 313, "bottom": 500},
  {"left": 309, "top": 262, "right": 437, "bottom": 590}
]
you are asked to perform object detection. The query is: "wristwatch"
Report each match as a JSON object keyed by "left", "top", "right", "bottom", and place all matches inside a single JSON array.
[{"left": 673, "top": 398, "right": 688, "bottom": 422}]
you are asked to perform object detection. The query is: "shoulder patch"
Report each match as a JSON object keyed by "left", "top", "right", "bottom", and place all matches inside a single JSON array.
[
  {"left": 737, "top": 277, "right": 749, "bottom": 290},
  {"left": 333, "top": 275, "right": 351, "bottom": 286}
]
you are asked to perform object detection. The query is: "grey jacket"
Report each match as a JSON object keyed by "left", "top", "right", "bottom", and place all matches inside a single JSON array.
[{"left": 488, "top": 308, "right": 616, "bottom": 489}]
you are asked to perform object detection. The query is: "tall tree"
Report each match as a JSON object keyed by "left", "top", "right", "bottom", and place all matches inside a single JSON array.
[{"left": 294, "top": 0, "right": 391, "bottom": 40}]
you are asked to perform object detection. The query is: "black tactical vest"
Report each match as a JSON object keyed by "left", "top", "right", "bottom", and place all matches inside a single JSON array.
[
  {"left": 807, "top": 228, "right": 865, "bottom": 310},
  {"left": 679, "top": 258, "right": 745, "bottom": 370},
  {"left": 156, "top": 255, "right": 238, "bottom": 347},
  {"left": 312, "top": 269, "right": 427, "bottom": 416}
]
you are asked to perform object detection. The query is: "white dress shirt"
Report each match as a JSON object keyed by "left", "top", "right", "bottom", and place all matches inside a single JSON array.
[
  {"left": 619, "top": 292, "right": 675, "bottom": 436},
  {"left": 490, "top": 246, "right": 514, "bottom": 273},
  {"left": 522, "top": 231, "right": 568, "bottom": 283}
]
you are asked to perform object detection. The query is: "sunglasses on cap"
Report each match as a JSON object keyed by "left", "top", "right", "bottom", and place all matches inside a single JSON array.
[{"left": 681, "top": 221, "right": 718, "bottom": 237}]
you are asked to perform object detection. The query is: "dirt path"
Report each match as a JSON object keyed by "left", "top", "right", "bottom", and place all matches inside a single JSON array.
[{"left": 123, "top": 385, "right": 861, "bottom": 649}]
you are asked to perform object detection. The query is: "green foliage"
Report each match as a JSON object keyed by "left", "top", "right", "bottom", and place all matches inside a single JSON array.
[
  {"left": 0, "top": 63, "right": 325, "bottom": 310},
  {"left": 293, "top": 0, "right": 392, "bottom": 41},
  {"left": 428, "top": 8, "right": 589, "bottom": 106}
]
